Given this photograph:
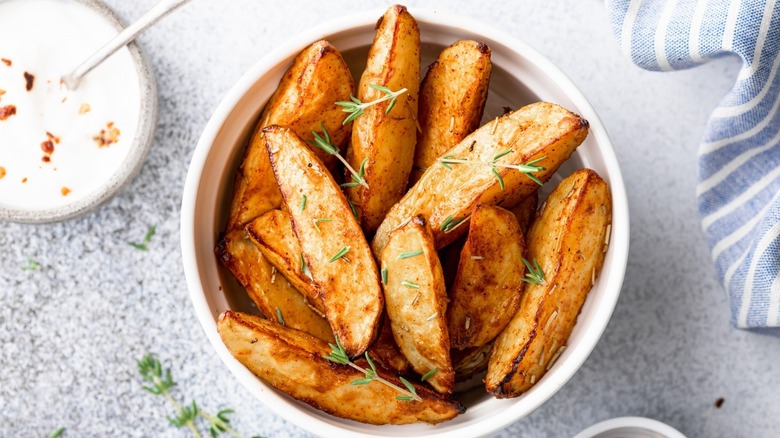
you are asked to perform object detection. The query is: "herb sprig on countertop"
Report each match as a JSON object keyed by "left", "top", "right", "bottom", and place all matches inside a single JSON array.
[
  {"left": 138, "top": 354, "right": 265, "bottom": 438},
  {"left": 439, "top": 151, "right": 547, "bottom": 187},
  {"left": 336, "top": 84, "right": 408, "bottom": 124},
  {"left": 21, "top": 256, "right": 41, "bottom": 270},
  {"left": 129, "top": 225, "right": 156, "bottom": 251},
  {"left": 310, "top": 123, "right": 369, "bottom": 189},
  {"left": 322, "top": 338, "right": 422, "bottom": 401}
]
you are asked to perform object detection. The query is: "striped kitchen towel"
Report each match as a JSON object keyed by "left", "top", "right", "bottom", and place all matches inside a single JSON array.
[{"left": 606, "top": 0, "right": 780, "bottom": 334}]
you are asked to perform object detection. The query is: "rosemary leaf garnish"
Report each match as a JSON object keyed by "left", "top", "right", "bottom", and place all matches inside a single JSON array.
[
  {"left": 401, "top": 280, "right": 420, "bottom": 289},
  {"left": 437, "top": 155, "right": 547, "bottom": 186},
  {"left": 395, "top": 377, "right": 420, "bottom": 401},
  {"left": 421, "top": 368, "right": 439, "bottom": 381},
  {"left": 521, "top": 257, "right": 546, "bottom": 285},
  {"left": 329, "top": 246, "right": 350, "bottom": 263},
  {"left": 275, "top": 307, "right": 285, "bottom": 326},
  {"left": 300, "top": 194, "right": 307, "bottom": 212},
  {"left": 335, "top": 84, "right": 408, "bottom": 124},
  {"left": 48, "top": 427, "right": 65, "bottom": 438},
  {"left": 347, "top": 199, "right": 359, "bottom": 219},
  {"left": 440, "top": 216, "right": 466, "bottom": 233},
  {"left": 492, "top": 148, "right": 513, "bottom": 161},
  {"left": 340, "top": 158, "right": 368, "bottom": 188},
  {"left": 313, "top": 217, "right": 332, "bottom": 233},
  {"left": 310, "top": 123, "right": 368, "bottom": 189},
  {"left": 398, "top": 250, "right": 424, "bottom": 260},
  {"left": 491, "top": 166, "right": 505, "bottom": 190},
  {"left": 21, "top": 256, "right": 41, "bottom": 270},
  {"left": 129, "top": 225, "right": 156, "bottom": 251},
  {"left": 300, "top": 253, "right": 313, "bottom": 280},
  {"left": 381, "top": 268, "right": 388, "bottom": 285},
  {"left": 322, "top": 340, "right": 422, "bottom": 401},
  {"left": 138, "top": 354, "right": 262, "bottom": 438}
]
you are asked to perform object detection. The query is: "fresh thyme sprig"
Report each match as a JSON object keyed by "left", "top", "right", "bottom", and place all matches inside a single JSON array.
[
  {"left": 129, "top": 225, "right": 157, "bottom": 251},
  {"left": 438, "top": 152, "right": 547, "bottom": 187},
  {"left": 521, "top": 257, "right": 546, "bottom": 285},
  {"left": 336, "top": 84, "right": 408, "bottom": 124},
  {"left": 322, "top": 338, "right": 422, "bottom": 402},
  {"left": 341, "top": 158, "right": 368, "bottom": 189},
  {"left": 21, "top": 256, "right": 41, "bottom": 270},
  {"left": 137, "top": 354, "right": 263, "bottom": 438},
  {"left": 440, "top": 216, "right": 466, "bottom": 234},
  {"left": 310, "top": 123, "right": 369, "bottom": 189}
]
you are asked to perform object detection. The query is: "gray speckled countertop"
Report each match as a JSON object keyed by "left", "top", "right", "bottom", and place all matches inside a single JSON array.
[{"left": 2, "top": 1, "right": 779, "bottom": 437}]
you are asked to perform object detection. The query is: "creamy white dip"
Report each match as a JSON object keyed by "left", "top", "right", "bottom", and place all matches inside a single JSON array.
[{"left": 0, "top": 0, "right": 141, "bottom": 211}]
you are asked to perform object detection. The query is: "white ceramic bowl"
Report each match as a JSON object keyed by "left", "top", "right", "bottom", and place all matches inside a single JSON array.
[{"left": 181, "top": 8, "right": 629, "bottom": 438}]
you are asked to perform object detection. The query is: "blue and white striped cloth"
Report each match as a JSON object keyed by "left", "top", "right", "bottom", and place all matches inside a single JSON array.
[{"left": 606, "top": 0, "right": 780, "bottom": 335}]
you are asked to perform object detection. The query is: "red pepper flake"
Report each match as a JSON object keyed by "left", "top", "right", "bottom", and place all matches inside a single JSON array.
[
  {"left": 41, "top": 140, "right": 54, "bottom": 154},
  {"left": 0, "top": 105, "right": 16, "bottom": 120},
  {"left": 0, "top": 167, "right": 5, "bottom": 179},
  {"left": 46, "top": 131, "right": 60, "bottom": 144},
  {"left": 1, "top": 58, "right": 10, "bottom": 67},
  {"left": 61, "top": 187, "right": 71, "bottom": 196},
  {"left": 42, "top": 156, "right": 50, "bottom": 163},
  {"left": 24, "top": 71, "right": 35, "bottom": 91},
  {"left": 93, "top": 121, "right": 121, "bottom": 147}
]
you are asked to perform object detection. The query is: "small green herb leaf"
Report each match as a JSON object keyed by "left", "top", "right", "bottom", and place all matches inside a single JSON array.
[
  {"left": 381, "top": 268, "right": 388, "bottom": 285},
  {"left": 313, "top": 217, "right": 332, "bottom": 233},
  {"left": 491, "top": 166, "right": 505, "bottom": 190},
  {"left": 21, "top": 256, "right": 40, "bottom": 270},
  {"left": 129, "top": 225, "right": 157, "bottom": 251},
  {"left": 421, "top": 368, "right": 439, "bottom": 381},
  {"left": 398, "top": 250, "right": 424, "bottom": 260},
  {"left": 275, "top": 307, "right": 285, "bottom": 326},
  {"left": 300, "top": 194, "right": 307, "bottom": 212},
  {"left": 300, "top": 253, "right": 313, "bottom": 280},
  {"left": 401, "top": 280, "right": 420, "bottom": 289},
  {"left": 48, "top": 427, "right": 65, "bottom": 438},
  {"left": 521, "top": 257, "right": 546, "bottom": 285},
  {"left": 329, "top": 246, "right": 350, "bottom": 263}
]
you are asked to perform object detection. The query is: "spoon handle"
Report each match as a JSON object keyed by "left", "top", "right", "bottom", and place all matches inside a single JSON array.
[{"left": 62, "top": 0, "right": 193, "bottom": 89}]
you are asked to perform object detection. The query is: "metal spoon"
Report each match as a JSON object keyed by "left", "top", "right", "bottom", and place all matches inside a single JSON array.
[{"left": 61, "top": 0, "right": 192, "bottom": 90}]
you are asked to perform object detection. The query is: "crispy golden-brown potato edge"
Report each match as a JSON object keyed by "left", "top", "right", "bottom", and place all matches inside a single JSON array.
[
  {"left": 486, "top": 168, "right": 612, "bottom": 398},
  {"left": 214, "top": 230, "right": 333, "bottom": 343},
  {"left": 218, "top": 311, "right": 465, "bottom": 425},
  {"left": 265, "top": 125, "right": 383, "bottom": 357}
]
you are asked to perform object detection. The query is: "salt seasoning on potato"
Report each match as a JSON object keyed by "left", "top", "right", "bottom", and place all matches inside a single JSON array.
[
  {"left": 264, "top": 125, "right": 383, "bottom": 357},
  {"left": 381, "top": 215, "right": 454, "bottom": 394},
  {"left": 344, "top": 5, "right": 421, "bottom": 232},
  {"left": 227, "top": 40, "right": 354, "bottom": 231},
  {"left": 486, "top": 168, "right": 612, "bottom": 397},
  {"left": 411, "top": 40, "right": 492, "bottom": 184}
]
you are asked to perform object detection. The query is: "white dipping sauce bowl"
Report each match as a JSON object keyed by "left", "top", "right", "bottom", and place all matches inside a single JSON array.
[
  {"left": 182, "top": 8, "right": 629, "bottom": 438},
  {"left": 0, "top": 0, "right": 157, "bottom": 223}
]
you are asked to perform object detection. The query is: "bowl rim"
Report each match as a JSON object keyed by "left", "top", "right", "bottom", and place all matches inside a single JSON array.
[
  {"left": 0, "top": 0, "right": 158, "bottom": 224},
  {"left": 181, "top": 7, "right": 629, "bottom": 438}
]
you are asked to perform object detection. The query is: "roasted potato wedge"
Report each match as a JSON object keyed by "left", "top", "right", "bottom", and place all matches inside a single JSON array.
[
  {"left": 372, "top": 102, "right": 589, "bottom": 255},
  {"left": 381, "top": 216, "right": 453, "bottom": 394},
  {"left": 368, "top": 315, "right": 411, "bottom": 374},
  {"left": 452, "top": 343, "right": 492, "bottom": 382},
  {"left": 344, "top": 4, "right": 420, "bottom": 232},
  {"left": 219, "top": 311, "right": 465, "bottom": 425},
  {"left": 264, "top": 125, "right": 383, "bottom": 357},
  {"left": 215, "top": 231, "right": 334, "bottom": 343},
  {"left": 245, "top": 209, "right": 324, "bottom": 313},
  {"left": 411, "top": 40, "right": 492, "bottom": 184},
  {"left": 486, "top": 169, "right": 612, "bottom": 397},
  {"left": 448, "top": 204, "right": 525, "bottom": 350},
  {"left": 227, "top": 40, "right": 354, "bottom": 231}
]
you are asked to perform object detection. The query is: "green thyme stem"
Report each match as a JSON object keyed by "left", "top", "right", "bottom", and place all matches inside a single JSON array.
[
  {"left": 149, "top": 373, "right": 202, "bottom": 438},
  {"left": 198, "top": 412, "right": 242, "bottom": 438}
]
